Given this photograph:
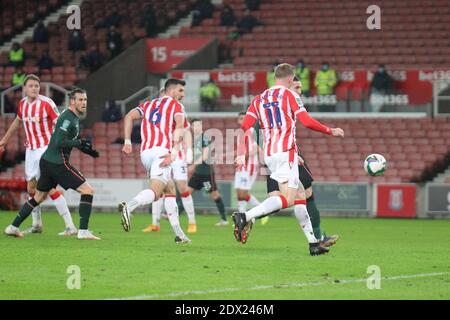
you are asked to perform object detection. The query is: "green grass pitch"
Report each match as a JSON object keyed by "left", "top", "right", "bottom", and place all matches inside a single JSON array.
[{"left": 0, "top": 211, "right": 449, "bottom": 300}]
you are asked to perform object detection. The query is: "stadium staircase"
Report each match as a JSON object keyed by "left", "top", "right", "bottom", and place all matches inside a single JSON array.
[
  {"left": 0, "top": 0, "right": 71, "bottom": 46},
  {"left": 432, "top": 165, "right": 450, "bottom": 184},
  {"left": 0, "top": 0, "right": 199, "bottom": 91}
]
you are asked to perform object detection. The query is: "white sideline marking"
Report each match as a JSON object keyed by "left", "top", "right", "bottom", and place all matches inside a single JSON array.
[{"left": 107, "top": 272, "right": 450, "bottom": 300}]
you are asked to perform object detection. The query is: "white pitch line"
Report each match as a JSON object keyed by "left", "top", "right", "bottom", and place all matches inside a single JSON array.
[{"left": 107, "top": 272, "right": 450, "bottom": 300}]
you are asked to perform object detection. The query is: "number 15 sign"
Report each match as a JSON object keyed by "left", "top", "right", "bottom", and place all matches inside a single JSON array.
[{"left": 146, "top": 38, "right": 212, "bottom": 74}]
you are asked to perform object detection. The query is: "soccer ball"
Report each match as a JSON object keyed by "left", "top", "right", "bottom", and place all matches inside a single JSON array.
[{"left": 364, "top": 154, "right": 387, "bottom": 176}]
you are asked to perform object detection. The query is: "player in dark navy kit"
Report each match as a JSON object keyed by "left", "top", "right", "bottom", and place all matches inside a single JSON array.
[{"left": 4, "top": 88, "right": 101, "bottom": 240}]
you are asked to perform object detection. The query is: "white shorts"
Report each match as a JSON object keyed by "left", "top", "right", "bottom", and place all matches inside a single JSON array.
[
  {"left": 264, "top": 150, "right": 300, "bottom": 189},
  {"left": 140, "top": 147, "right": 172, "bottom": 184},
  {"left": 25, "top": 146, "right": 48, "bottom": 181},
  {"left": 234, "top": 170, "right": 258, "bottom": 190},
  {"left": 171, "top": 159, "right": 188, "bottom": 181}
]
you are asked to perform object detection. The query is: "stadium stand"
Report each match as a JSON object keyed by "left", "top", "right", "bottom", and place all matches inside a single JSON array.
[
  {"left": 3, "top": 117, "right": 448, "bottom": 184},
  {"left": 1, "top": 0, "right": 449, "bottom": 185},
  {"left": 179, "top": 0, "right": 450, "bottom": 70},
  {"left": 0, "top": 0, "right": 198, "bottom": 91},
  {"left": 0, "top": 0, "right": 69, "bottom": 45}
]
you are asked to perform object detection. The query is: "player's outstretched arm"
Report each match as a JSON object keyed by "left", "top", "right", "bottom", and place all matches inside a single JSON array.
[
  {"left": 0, "top": 117, "right": 20, "bottom": 151},
  {"left": 122, "top": 109, "right": 141, "bottom": 155},
  {"left": 296, "top": 111, "right": 333, "bottom": 135}
]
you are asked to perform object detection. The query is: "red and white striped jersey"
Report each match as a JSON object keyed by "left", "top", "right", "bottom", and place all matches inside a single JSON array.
[
  {"left": 17, "top": 95, "right": 60, "bottom": 150},
  {"left": 237, "top": 127, "right": 259, "bottom": 176},
  {"left": 135, "top": 96, "right": 187, "bottom": 153},
  {"left": 246, "top": 86, "right": 306, "bottom": 157}
]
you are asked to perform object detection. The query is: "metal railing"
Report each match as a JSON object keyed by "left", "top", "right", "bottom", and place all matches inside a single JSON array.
[
  {"left": 433, "top": 80, "right": 450, "bottom": 116},
  {"left": 115, "top": 86, "right": 159, "bottom": 116},
  {"left": 1, "top": 82, "right": 72, "bottom": 116}
]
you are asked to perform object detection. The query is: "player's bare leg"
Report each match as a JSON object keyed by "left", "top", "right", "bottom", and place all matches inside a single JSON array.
[
  {"left": 4, "top": 190, "right": 49, "bottom": 238},
  {"left": 76, "top": 182, "right": 100, "bottom": 240},
  {"left": 177, "top": 180, "right": 197, "bottom": 233}
]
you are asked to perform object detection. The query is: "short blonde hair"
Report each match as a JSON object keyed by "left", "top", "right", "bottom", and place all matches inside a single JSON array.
[{"left": 274, "top": 63, "right": 295, "bottom": 79}]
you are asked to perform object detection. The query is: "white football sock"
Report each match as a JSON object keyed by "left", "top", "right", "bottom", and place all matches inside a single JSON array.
[
  {"left": 164, "top": 196, "right": 186, "bottom": 238},
  {"left": 52, "top": 194, "right": 76, "bottom": 229},
  {"left": 31, "top": 206, "right": 42, "bottom": 227},
  {"left": 245, "top": 196, "right": 283, "bottom": 221},
  {"left": 127, "top": 189, "right": 156, "bottom": 212},
  {"left": 238, "top": 200, "right": 247, "bottom": 213},
  {"left": 181, "top": 194, "right": 196, "bottom": 224},
  {"left": 248, "top": 195, "right": 260, "bottom": 206},
  {"left": 294, "top": 204, "right": 317, "bottom": 244},
  {"left": 152, "top": 197, "right": 164, "bottom": 226}
]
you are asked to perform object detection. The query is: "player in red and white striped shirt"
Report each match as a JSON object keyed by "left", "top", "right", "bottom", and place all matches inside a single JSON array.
[
  {"left": 233, "top": 64, "right": 344, "bottom": 246},
  {"left": 120, "top": 78, "right": 191, "bottom": 243},
  {"left": 0, "top": 74, "right": 76, "bottom": 236},
  {"left": 234, "top": 112, "right": 262, "bottom": 219},
  {"left": 142, "top": 87, "right": 197, "bottom": 234}
]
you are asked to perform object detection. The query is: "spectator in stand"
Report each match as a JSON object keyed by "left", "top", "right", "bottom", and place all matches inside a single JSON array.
[
  {"left": 9, "top": 43, "right": 25, "bottom": 67},
  {"left": 80, "top": 45, "right": 105, "bottom": 72},
  {"left": 101, "top": 100, "right": 123, "bottom": 123},
  {"left": 37, "top": 50, "right": 54, "bottom": 71},
  {"left": 314, "top": 61, "right": 337, "bottom": 112},
  {"left": 370, "top": 64, "right": 395, "bottom": 112},
  {"left": 192, "top": 0, "right": 214, "bottom": 27},
  {"left": 32, "top": 21, "right": 49, "bottom": 43},
  {"left": 370, "top": 64, "right": 394, "bottom": 95},
  {"left": 295, "top": 59, "right": 311, "bottom": 97},
  {"left": 315, "top": 61, "right": 337, "bottom": 95},
  {"left": 220, "top": 4, "right": 236, "bottom": 27},
  {"left": 106, "top": 26, "right": 123, "bottom": 58},
  {"left": 191, "top": 11, "right": 202, "bottom": 27},
  {"left": 68, "top": 30, "right": 86, "bottom": 52},
  {"left": 96, "top": 9, "right": 122, "bottom": 29},
  {"left": 237, "top": 9, "right": 262, "bottom": 35},
  {"left": 245, "top": 0, "right": 261, "bottom": 11},
  {"left": 200, "top": 79, "right": 221, "bottom": 111},
  {"left": 140, "top": 3, "right": 157, "bottom": 37},
  {"left": 11, "top": 66, "right": 26, "bottom": 86},
  {"left": 198, "top": 0, "right": 214, "bottom": 19}
]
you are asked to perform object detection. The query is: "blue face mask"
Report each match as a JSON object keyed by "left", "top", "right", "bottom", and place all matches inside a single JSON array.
[
  {"left": 379, "top": 68, "right": 385, "bottom": 73},
  {"left": 322, "top": 65, "right": 329, "bottom": 71}
]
